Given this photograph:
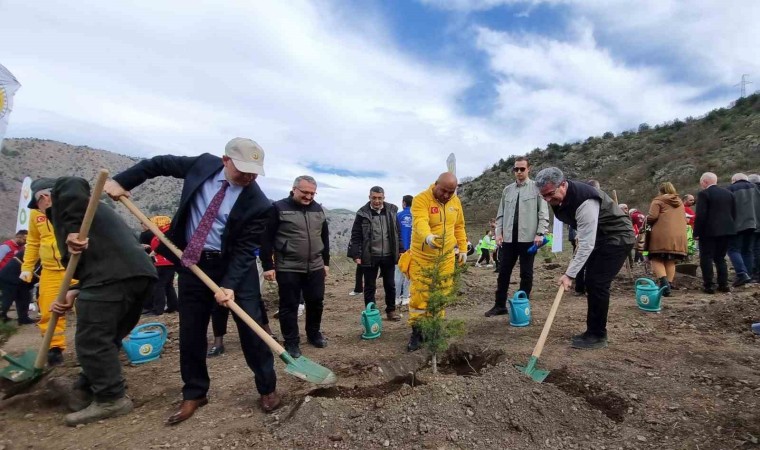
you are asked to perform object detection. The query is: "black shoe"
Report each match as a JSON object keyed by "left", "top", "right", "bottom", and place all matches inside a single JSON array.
[
  {"left": 47, "top": 347, "right": 64, "bottom": 366},
  {"left": 484, "top": 306, "right": 509, "bottom": 317},
  {"left": 703, "top": 287, "right": 716, "bottom": 294},
  {"left": 574, "top": 290, "right": 586, "bottom": 297},
  {"left": 165, "top": 309, "right": 177, "bottom": 314},
  {"left": 732, "top": 273, "right": 751, "bottom": 287},
  {"left": 407, "top": 327, "right": 424, "bottom": 352},
  {"left": 570, "top": 332, "right": 608, "bottom": 350},
  {"left": 17, "top": 317, "right": 36, "bottom": 325},
  {"left": 307, "top": 332, "right": 327, "bottom": 348},
  {"left": 143, "top": 312, "right": 162, "bottom": 317},
  {"left": 658, "top": 277, "right": 672, "bottom": 297},
  {"left": 284, "top": 342, "right": 301, "bottom": 359},
  {"left": 206, "top": 345, "right": 225, "bottom": 357},
  {"left": 717, "top": 285, "right": 731, "bottom": 293}
]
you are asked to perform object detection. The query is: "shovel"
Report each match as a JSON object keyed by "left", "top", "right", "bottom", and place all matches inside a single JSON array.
[
  {"left": 516, "top": 286, "right": 565, "bottom": 382},
  {"left": 0, "top": 170, "right": 109, "bottom": 394},
  {"left": 118, "top": 197, "right": 337, "bottom": 386}
]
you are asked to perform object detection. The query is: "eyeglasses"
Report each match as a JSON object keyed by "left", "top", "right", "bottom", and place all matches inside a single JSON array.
[
  {"left": 540, "top": 182, "right": 564, "bottom": 200},
  {"left": 295, "top": 187, "right": 316, "bottom": 197},
  {"left": 513, "top": 167, "right": 527, "bottom": 173}
]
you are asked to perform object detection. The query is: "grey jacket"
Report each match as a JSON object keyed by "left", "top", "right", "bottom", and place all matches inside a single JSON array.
[{"left": 495, "top": 179, "right": 550, "bottom": 243}]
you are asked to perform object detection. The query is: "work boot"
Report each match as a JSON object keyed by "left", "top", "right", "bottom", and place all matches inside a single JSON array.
[
  {"left": 717, "top": 285, "right": 731, "bottom": 293},
  {"left": 570, "top": 332, "right": 608, "bottom": 350},
  {"left": 284, "top": 342, "right": 302, "bottom": 359},
  {"left": 48, "top": 377, "right": 93, "bottom": 412},
  {"left": 407, "top": 327, "right": 424, "bottom": 352},
  {"left": 64, "top": 397, "right": 134, "bottom": 426},
  {"left": 658, "top": 277, "right": 671, "bottom": 297},
  {"left": 733, "top": 273, "right": 751, "bottom": 287},
  {"left": 47, "top": 347, "right": 63, "bottom": 366},
  {"left": 484, "top": 305, "right": 508, "bottom": 317},
  {"left": 307, "top": 332, "right": 327, "bottom": 348},
  {"left": 387, "top": 310, "right": 402, "bottom": 321}
]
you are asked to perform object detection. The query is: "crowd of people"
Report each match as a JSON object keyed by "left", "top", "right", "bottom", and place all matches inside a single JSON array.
[{"left": 1, "top": 136, "right": 755, "bottom": 427}]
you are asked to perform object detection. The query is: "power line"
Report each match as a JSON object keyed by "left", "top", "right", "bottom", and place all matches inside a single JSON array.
[{"left": 736, "top": 74, "right": 753, "bottom": 98}]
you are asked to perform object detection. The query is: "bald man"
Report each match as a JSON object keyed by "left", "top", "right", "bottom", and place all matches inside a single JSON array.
[
  {"left": 404, "top": 172, "right": 467, "bottom": 351},
  {"left": 694, "top": 172, "right": 736, "bottom": 293}
]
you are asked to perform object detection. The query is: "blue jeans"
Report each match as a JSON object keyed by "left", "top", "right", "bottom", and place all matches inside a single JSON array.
[
  {"left": 727, "top": 230, "right": 755, "bottom": 276},
  {"left": 394, "top": 265, "right": 410, "bottom": 299}
]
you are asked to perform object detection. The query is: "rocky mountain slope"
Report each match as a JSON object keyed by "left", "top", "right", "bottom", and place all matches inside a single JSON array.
[
  {"left": 459, "top": 93, "right": 760, "bottom": 236},
  {"left": 0, "top": 138, "right": 355, "bottom": 251}
]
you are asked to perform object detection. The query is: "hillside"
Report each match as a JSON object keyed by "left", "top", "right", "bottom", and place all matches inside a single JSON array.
[
  {"left": 0, "top": 138, "right": 355, "bottom": 251},
  {"left": 459, "top": 93, "right": 760, "bottom": 236}
]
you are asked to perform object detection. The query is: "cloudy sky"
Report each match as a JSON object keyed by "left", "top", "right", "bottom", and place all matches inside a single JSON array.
[{"left": 2, "top": 0, "right": 758, "bottom": 209}]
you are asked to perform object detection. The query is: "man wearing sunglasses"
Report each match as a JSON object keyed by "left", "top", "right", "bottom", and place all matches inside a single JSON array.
[
  {"left": 535, "top": 167, "right": 634, "bottom": 349},
  {"left": 485, "top": 157, "right": 549, "bottom": 317}
]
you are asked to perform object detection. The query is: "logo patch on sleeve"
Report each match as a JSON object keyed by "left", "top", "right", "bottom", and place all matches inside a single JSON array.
[{"left": 430, "top": 207, "right": 439, "bottom": 214}]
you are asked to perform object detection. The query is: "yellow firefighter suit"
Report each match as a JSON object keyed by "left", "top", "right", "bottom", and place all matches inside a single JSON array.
[
  {"left": 21, "top": 209, "right": 69, "bottom": 351},
  {"left": 407, "top": 184, "right": 467, "bottom": 323}
]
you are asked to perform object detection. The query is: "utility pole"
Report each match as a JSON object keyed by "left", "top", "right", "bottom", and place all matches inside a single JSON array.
[{"left": 736, "top": 74, "right": 752, "bottom": 98}]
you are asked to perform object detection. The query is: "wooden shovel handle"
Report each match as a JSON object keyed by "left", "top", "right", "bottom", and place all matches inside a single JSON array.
[
  {"left": 118, "top": 197, "right": 287, "bottom": 356},
  {"left": 530, "top": 286, "right": 565, "bottom": 359},
  {"left": 34, "top": 170, "right": 110, "bottom": 370}
]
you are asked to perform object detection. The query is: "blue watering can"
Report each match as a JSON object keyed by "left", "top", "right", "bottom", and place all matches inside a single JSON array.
[
  {"left": 361, "top": 302, "right": 382, "bottom": 340},
  {"left": 509, "top": 290, "right": 531, "bottom": 327},
  {"left": 122, "top": 322, "right": 168, "bottom": 365},
  {"left": 635, "top": 278, "right": 665, "bottom": 312}
]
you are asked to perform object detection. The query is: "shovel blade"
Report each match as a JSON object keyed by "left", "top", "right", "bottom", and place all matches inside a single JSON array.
[
  {"left": 515, "top": 356, "right": 551, "bottom": 383},
  {"left": 0, "top": 350, "right": 40, "bottom": 382},
  {"left": 280, "top": 353, "right": 337, "bottom": 386}
]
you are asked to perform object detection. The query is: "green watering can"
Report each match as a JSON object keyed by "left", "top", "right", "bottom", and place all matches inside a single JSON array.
[
  {"left": 635, "top": 278, "right": 665, "bottom": 312},
  {"left": 361, "top": 302, "right": 382, "bottom": 340}
]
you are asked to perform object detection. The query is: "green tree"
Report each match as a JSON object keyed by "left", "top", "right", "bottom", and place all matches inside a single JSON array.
[{"left": 415, "top": 251, "right": 466, "bottom": 374}]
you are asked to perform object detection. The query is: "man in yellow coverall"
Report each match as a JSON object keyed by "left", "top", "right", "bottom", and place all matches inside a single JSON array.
[
  {"left": 406, "top": 172, "right": 467, "bottom": 352},
  {"left": 20, "top": 178, "right": 70, "bottom": 365}
]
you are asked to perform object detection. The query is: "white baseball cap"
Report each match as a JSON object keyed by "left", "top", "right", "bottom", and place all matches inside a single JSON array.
[{"left": 224, "top": 137, "right": 266, "bottom": 175}]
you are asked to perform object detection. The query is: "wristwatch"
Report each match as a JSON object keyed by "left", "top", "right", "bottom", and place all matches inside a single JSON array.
[{"left": 537, "top": 233, "right": 544, "bottom": 236}]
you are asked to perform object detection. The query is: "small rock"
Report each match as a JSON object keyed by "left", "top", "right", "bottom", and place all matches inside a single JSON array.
[
  {"left": 383, "top": 439, "right": 390, "bottom": 447},
  {"left": 329, "top": 434, "right": 343, "bottom": 442},
  {"left": 304, "top": 396, "right": 311, "bottom": 403},
  {"left": 466, "top": 409, "right": 474, "bottom": 417},
  {"left": 636, "top": 436, "right": 647, "bottom": 442},
  {"left": 628, "top": 393, "right": 638, "bottom": 400}
]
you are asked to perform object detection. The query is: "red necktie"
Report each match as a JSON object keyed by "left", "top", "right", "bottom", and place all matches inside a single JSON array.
[{"left": 181, "top": 180, "right": 229, "bottom": 267}]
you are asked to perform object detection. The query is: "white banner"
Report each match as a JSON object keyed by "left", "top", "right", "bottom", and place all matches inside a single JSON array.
[
  {"left": 446, "top": 153, "right": 456, "bottom": 176},
  {"left": 0, "top": 64, "right": 21, "bottom": 143},
  {"left": 552, "top": 217, "right": 563, "bottom": 253},
  {"left": 16, "top": 177, "right": 32, "bottom": 232}
]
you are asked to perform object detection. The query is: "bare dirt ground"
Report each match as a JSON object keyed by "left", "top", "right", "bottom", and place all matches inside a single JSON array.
[{"left": 1, "top": 254, "right": 759, "bottom": 450}]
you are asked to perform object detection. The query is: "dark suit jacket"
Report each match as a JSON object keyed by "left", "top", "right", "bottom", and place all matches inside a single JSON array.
[
  {"left": 113, "top": 153, "right": 271, "bottom": 292},
  {"left": 49, "top": 177, "right": 157, "bottom": 290},
  {"left": 693, "top": 185, "right": 736, "bottom": 238}
]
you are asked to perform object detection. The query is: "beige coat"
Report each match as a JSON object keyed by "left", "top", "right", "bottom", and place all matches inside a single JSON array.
[{"left": 647, "top": 194, "right": 688, "bottom": 256}]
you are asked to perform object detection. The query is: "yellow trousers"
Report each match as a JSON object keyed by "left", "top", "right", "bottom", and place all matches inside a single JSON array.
[
  {"left": 37, "top": 268, "right": 67, "bottom": 351},
  {"left": 407, "top": 256, "right": 454, "bottom": 325}
]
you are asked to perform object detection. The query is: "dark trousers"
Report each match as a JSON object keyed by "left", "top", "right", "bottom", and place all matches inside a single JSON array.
[
  {"left": 150, "top": 266, "right": 177, "bottom": 314},
  {"left": 727, "top": 230, "right": 754, "bottom": 276},
  {"left": 363, "top": 256, "right": 396, "bottom": 313},
  {"left": 210, "top": 297, "right": 269, "bottom": 338},
  {"left": 477, "top": 249, "right": 491, "bottom": 264},
  {"left": 494, "top": 242, "right": 535, "bottom": 308},
  {"left": 178, "top": 260, "right": 276, "bottom": 399},
  {"left": 75, "top": 277, "right": 153, "bottom": 402},
  {"left": 354, "top": 265, "right": 364, "bottom": 293},
  {"left": 753, "top": 232, "right": 760, "bottom": 279},
  {"left": 699, "top": 236, "right": 730, "bottom": 288},
  {"left": 0, "top": 281, "right": 32, "bottom": 321},
  {"left": 276, "top": 270, "right": 325, "bottom": 345},
  {"left": 583, "top": 244, "right": 631, "bottom": 337},
  {"left": 575, "top": 264, "right": 587, "bottom": 294}
]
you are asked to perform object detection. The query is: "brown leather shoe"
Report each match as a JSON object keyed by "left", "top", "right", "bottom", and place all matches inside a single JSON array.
[
  {"left": 259, "top": 391, "right": 281, "bottom": 413},
  {"left": 387, "top": 310, "right": 402, "bottom": 321},
  {"left": 166, "top": 397, "right": 208, "bottom": 425}
]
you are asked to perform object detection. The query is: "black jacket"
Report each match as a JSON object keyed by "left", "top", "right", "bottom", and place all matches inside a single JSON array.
[
  {"left": 113, "top": 153, "right": 272, "bottom": 293},
  {"left": 348, "top": 202, "right": 402, "bottom": 267},
  {"left": 49, "top": 177, "right": 157, "bottom": 290},
  {"left": 260, "top": 195, "right": 330, "bottom": 273},
  {"left": 727, "top": 180, "right": 759, "bottom": 232},
  {"left": 694, "top": 185, "right": 736, "bottom": 238}
]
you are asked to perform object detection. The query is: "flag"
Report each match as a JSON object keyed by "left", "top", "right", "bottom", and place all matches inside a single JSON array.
[
  {"left": 16, "top": 177, "right": 32, "bottom": 232},
  {"left": 551, "top": 217, "right": 563, "bottom": 253},
  {"left": 446, "top": 153, "right": 456, "bottom": 176},
  {"left": 0, "top": 64, "right": 21, "bottom": 143}
]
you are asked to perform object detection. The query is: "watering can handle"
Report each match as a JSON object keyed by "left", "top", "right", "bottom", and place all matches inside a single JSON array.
[
  {"left": 366, "top": 302, "right": 377, "bottom": 312},
  {"left": 132, "top": 323, "right": 168, "bottom": 339},
  {"left": 635, "top": 278, "right": 656, "bottom": 287},
  {"left": 515, "top": 291, "right": 528, "bottom": 300}
]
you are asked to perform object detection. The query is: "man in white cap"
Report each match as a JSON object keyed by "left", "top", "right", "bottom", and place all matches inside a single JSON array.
[{"left": 104, "top": 137, "right": 280, "bottom": 424}]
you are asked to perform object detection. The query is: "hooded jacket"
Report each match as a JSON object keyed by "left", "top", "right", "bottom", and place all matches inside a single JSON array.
[{"left": 646, "top": 194, "right": 688, "bottom": 256}]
